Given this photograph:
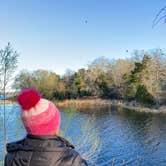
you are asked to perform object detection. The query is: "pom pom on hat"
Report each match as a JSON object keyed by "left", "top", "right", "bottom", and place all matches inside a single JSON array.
[{"left": 17, "top": 88, "right": 41, "bottom": 110}]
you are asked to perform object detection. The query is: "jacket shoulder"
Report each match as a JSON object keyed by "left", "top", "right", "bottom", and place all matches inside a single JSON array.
[
  {"left": 60, "top": 148, "right": 88, "bottom": 166},
  {"left": 5, "top": 136, "right": 88, "bottom": 166}
]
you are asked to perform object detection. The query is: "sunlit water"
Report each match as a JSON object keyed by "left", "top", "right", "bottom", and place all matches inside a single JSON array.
[{"left": 0, "top": 104, "right": 166, "bottom": 166}]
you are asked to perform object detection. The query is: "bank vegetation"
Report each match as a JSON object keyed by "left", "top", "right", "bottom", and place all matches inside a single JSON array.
[{"left": 13, "top": 49, "right": 166, "bottom": 110}]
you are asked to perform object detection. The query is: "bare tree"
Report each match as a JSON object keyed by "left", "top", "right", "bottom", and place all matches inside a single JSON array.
[
  {"left": 152, "top": 5, "right": 166, "bottom": 28},
  {"left": 0, "top": 43, "right": 19, "bottom": 157}
]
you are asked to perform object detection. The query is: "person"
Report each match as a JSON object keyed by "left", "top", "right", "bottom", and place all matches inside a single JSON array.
[{"left": 5, "top": 88, "right": 88, "bottom": 166}]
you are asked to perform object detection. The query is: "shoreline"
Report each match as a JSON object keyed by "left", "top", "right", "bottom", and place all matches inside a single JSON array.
[
  {"left": 122, "top": 105, "right": 166, "bottom": 114},
  {"left": 0, "top": 99, "right": 166, "bottom": 114},
  {"left": 56, "top": 99, "right": 166, "bottom": 113},
  {"left": 0, "top": 100, "right": 15, "bottom": 104}
]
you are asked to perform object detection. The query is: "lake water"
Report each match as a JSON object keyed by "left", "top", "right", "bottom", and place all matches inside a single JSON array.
[{"left": 0, "top": 104, "right": 166, "bottom": 166}]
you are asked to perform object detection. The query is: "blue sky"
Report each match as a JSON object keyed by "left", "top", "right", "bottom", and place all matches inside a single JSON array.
[{"left": 0, "top": 0, "right": 166, "bottom": 75}]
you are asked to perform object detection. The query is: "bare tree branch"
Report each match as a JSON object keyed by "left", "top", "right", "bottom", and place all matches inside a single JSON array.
[
  {"left": 0, "top": 43, "right": 19, "bottom": 162},
  {"left": 152, "top": 5, "right": 166, "bottom": 28}
]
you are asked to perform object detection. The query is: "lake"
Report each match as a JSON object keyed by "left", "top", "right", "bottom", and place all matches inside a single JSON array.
[{"left": 0, "top": 104, "right": 166, "bottom": 166}]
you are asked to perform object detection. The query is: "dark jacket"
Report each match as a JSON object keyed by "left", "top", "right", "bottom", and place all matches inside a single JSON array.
[{"left": 5, "top": 135, "right": 88, "bottom": 166}]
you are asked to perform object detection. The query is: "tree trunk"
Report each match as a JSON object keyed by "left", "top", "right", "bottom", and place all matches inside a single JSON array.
[{"left": 3, "top": 70, "right": 7, "bottom": 158}]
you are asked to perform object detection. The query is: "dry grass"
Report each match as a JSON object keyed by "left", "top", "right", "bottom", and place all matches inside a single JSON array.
[
  {"left": 0, "top": 98, "right": 165, "bottom": 113},
  {"left": 0, "top": 100, "right": 15, "bottom": 104},
  {"left": 56, "top": 99, "right": 112, "bottom": 109},
  {"left": 56, "top": 99, "right": 166, "bottom": 113}
]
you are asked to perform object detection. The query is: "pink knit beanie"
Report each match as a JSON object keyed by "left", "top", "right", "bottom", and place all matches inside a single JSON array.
[{"left": 17, "top": 88, "right": 60, "bottom": 135}]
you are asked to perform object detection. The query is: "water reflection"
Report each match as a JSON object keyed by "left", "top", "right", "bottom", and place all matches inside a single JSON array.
[{"left": 0, "top": 105, "right": 166, "bottom": 166}]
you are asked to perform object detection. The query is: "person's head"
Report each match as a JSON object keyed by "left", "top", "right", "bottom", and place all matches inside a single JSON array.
[{"left": 17, "top": 88, "right": 60, "bottom": 136}]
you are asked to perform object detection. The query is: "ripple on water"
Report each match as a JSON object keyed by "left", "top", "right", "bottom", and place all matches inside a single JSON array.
[{"left": 1, "top": 105, "right": 166, "bottom": 166}]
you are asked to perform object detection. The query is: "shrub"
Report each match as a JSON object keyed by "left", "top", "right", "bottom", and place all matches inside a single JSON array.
[{"left": 135, "top": 85, "right": 155, "bottom": 105}]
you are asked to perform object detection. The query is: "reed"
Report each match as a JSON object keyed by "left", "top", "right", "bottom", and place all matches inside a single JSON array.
[
  {"left": 55, "top": 99, "right": 112, "bottom": 109},
  {"left": 55, "top": 99, "right": 166, "bottom": 113},
  {"left": 0, "top": 100, "right": 14, "bottom": 104}
]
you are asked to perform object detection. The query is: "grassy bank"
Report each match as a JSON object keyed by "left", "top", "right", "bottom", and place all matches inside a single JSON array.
[
  {"left": 55, "top": 98, "right": 112, "bottom": 109},
  {"left": 0, "top": 100, "right": 15, "bottom": 104},
  {"left": 0, "top": 98, "right": 165, "bottom": 113},
  {"left": 56, "top": 99, "right": 166, "bottom": 113},
  {"left": 122, "top": 105, "right": 166, "bottom": 114}
]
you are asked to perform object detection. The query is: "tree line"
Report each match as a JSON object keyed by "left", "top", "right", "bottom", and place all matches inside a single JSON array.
[{"left": 13, "top": 49, "right": 166, "bottom": 106}]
